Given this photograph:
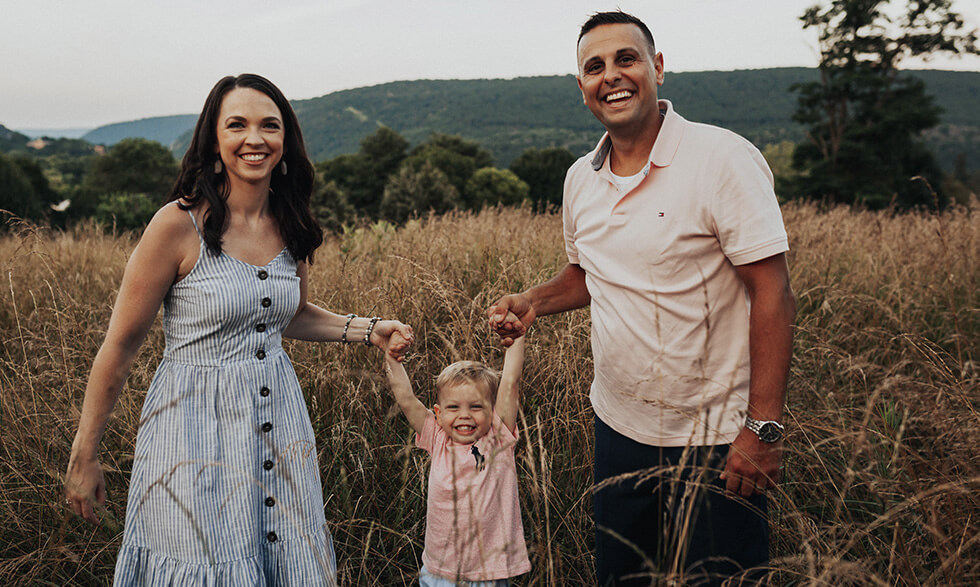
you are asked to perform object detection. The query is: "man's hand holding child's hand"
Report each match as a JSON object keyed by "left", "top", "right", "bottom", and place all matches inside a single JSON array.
[{"left": 488, "top": 305, "right": 529, "bottom": 347}]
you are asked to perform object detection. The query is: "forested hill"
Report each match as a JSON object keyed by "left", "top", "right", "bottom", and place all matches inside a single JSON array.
[
  {"left": 82, "top": 115, "right": 198, "bottom": 149},
  {"left": 0, "top": 125, "right": 31, "bottom": 151},
  {"left": 53, "top": 68, "right": 980, "bottom": 169}
]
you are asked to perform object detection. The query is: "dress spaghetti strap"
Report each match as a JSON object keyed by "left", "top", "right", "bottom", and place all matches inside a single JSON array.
[{"left": 185, "top": 208, "right": 203, "bottom": 239}]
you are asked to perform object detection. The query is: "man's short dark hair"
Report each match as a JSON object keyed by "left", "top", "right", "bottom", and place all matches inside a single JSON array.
[{"left": 578, "top": 10, "right": 656, "bottom": 54}]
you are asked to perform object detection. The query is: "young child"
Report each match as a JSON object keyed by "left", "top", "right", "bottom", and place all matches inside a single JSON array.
[{"left": 384, "top": 332, "right": 530, "bottom": 586}]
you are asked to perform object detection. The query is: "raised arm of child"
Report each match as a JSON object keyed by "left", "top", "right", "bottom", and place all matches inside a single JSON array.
[
  {"left": 495, "top": 332, "right": 525, "bottom": 435},
  {"left": 383, "top": 334, "right": 429, "bottom": 436}
]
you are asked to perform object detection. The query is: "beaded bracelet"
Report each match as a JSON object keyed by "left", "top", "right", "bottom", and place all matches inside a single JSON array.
[
  {"left": 341, "top": 313, "right": 357, "bottom": 343},
  {"left": 363, "top": 317, "right": 381, "bottom": 346}
]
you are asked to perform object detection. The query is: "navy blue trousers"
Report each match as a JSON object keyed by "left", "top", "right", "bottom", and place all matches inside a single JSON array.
[{"left": 594, "top": 415, "right": 770, "bottom": 586}]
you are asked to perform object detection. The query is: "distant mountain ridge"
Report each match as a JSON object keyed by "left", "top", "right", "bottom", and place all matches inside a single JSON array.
[
  {"left": 0, "top": 124, "right": 31, "bottom": 151},
  {"left": 82, "top": 115, "right": 198, "bottom": 149},
  {"left": 19, "top": 128, "right": 92, "bottom": 140},
  {"left": 19, "top": 68, "right": 980, "bottom": 170}
]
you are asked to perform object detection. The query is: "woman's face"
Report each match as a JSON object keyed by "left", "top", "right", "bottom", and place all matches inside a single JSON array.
[{"left": 214, "top": 87, "right": 285, "bottom": 188}]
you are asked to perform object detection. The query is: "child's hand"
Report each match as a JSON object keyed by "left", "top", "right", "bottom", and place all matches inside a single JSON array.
[
  {"left": 487, "top": 293, "right": 533, "bottom": 346},
  {"left": 491, "top": 310, "right": 526, "bottom": 346},
  {"left": 385, "top": 328, "right": 413, "bottom": 362},
  {"left": 369, "top": 320, "right": 414, "bottom": 361}
]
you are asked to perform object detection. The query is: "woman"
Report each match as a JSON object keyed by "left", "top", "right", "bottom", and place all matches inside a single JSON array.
[{"left": 64, "top": 74, "right": 413, "bottom": 584}]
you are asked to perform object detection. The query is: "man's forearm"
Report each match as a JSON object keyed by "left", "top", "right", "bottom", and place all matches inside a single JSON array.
[
  {"left": 733, "top": 254, "right": 796, "bottom": 422},
  {"left": 746, "top": 286, "right": 796, "bottom": 421},
  {"left": 526, "top": 263, "right": 591, "bottom": 317}
]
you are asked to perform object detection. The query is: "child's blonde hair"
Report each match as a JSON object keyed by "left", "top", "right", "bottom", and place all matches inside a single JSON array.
[{"left": 436, "top": 361, "right": 501, "bottom": 403}]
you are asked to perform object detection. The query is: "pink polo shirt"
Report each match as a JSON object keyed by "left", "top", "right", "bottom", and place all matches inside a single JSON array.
[
  {"left": 563, "top": 100, "right": 789, "bottom": 447},
  {"left": 416, "top": 411, "right": 530, "bottom": 581}
]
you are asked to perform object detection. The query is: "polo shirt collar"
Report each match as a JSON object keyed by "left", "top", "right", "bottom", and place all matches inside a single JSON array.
[{"left": 590, "top": 99, "right": 683, "bottom": 171}]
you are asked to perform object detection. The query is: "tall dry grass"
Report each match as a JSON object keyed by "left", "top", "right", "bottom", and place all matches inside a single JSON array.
[{"left": 1, "top": 202, "right": 977, "bottom": 585}]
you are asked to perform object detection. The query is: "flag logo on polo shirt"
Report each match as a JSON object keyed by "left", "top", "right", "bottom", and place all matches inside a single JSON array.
[{"left": 658, "top": 212, "right": 665, "bottom": 217}]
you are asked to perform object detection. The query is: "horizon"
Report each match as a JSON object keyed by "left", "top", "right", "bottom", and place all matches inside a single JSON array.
[{"left": 9, "top": 66, "right": 980, "bottom": 138}]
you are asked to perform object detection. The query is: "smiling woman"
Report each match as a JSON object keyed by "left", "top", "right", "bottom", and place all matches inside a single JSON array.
[
  {"left": 169, "top": 74, "right": 321, "bottom": 263},
  {"left": 215, "top": 88, "right": 286, "bottom": 190},
  {"left": 62, "top": 73, "right": 415, "bottom": 586}
]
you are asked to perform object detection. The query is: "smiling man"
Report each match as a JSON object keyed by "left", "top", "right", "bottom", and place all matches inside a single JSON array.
[{"left": 488, "top": 10, "right": 796, "bottom": 586}]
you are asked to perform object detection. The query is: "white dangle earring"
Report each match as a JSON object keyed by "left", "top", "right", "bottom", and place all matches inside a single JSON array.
[
  {"left": 214, "top": 159, "right": 223, "bottom": 174},
  {"left": 280, "top": 160, "right": 288, "bottom": 176}
]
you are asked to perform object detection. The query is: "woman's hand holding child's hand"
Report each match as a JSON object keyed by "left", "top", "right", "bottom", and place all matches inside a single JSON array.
[{"left": 373, "top": 321, "right": 414, "bottom": 361}]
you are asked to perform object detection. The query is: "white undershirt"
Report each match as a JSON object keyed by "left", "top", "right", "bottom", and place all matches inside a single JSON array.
[{"left": 610, "top": 169, "right": 645, "bottom": 191}]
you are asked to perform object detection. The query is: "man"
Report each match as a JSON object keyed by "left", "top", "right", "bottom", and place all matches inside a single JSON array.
[{"left": 488, "top": 11, "right": 796, "bottom": 586}]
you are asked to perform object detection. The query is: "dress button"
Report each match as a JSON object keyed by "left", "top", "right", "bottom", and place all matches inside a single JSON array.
[
  {"left": 256, "top": 323, "right": 266, "bottom": 333},
  {"left": 261, "top": 422, "right": 272, "bottom": 433},
  {"left": 256, "top": 349, "right": 266, "bottom": 360},
  {"left": 263, "top": 460, "right": 274, "bottom": 470},
  {"left": 257, "top": 270, "right": 269, "bottom": 280},
  {"left": 265, "top": 497, "right": 276, "bottom": 507},
  {"left": 261, "top": 297, "right": 272, "bottom": 308},
  {"left": 260, "top": 386, "right": 270, "bottom": 397},
  {"left": 267, "top": 531, "right": 278, "bottom": 543}
]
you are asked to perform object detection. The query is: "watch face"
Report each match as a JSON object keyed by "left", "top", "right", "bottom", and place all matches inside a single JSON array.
[{"left": 759, "top": 423, "right": 782, "bottom": 443}]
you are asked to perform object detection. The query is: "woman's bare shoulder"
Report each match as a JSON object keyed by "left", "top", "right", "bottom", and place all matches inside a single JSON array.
[
  {"left": 131, "top": 202, "right": 201, "bottom": 277},
  {"left": 144, "top": 201, "right": 198, "bottom": 240}
]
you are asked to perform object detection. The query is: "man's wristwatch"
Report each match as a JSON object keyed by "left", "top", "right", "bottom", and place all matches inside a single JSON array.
[{"left": 745, "top": 416, "right": 784, "bottom": 443}]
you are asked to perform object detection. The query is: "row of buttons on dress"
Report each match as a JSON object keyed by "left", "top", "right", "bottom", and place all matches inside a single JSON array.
[
  {"left": 257, "top": 269, "right": 271, "bottom": 360},
  {"left": 256, "top": 268, "right": 278, "bottom": 544}
]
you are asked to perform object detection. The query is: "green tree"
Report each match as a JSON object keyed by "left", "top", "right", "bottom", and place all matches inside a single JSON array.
[
  {"left": 360, "top": 126, "right": 411, "bottom": 175},
  {"left": 0, "top": 152, "right": 45, "bottom": 222},
  {"left": 418, "top": 133, "right": 494, "bottom": 169},
  {"left": 39, "top": 153, "right": 93, "bottom": 193},
  {"left": 83, "top": 138, "right": 177, "bottom": 197},
  {"left": 403, "top": 147, "right": 477, "bottom": 197},
  {"left": 791, "top": 0, "right": 979, "bottom": 209},
  {"left": 402, "top": 133, "right": 495, "bottom": 196},
  {"left": 464, "top": 167, "right": 530, "bottom": 208},
  {"left": 7, "top": 153, "right": 59, "bottom": 219},
  {"left": 77, "top": 138, "right": 177, "bottom": 219},
  {"left": 379, "top": 161, "right": 460, "bottom": 224},
  {"left": 311, "top": 176, "right": 355, "bottom": 233},
  {"left": 509, "top": 146, "right": 576, "bottom": 207},
  {"left": 762, "top": 141, "right": 801, "bottom": 202},
  {"left": 318, "top": 126, "right": 409, "bottom": 218},
  {"left": 94, "top": 192, "right": 159, "bottom": 231}
]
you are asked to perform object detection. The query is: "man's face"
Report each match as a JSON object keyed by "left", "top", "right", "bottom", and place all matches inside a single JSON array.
[{"left": 576, "top": 23, "right": 664, "bottom": 135}]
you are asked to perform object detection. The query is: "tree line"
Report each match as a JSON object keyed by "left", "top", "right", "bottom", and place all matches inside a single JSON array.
[{"left": 0, "top": 130, "right": 576, "bottom": 232}]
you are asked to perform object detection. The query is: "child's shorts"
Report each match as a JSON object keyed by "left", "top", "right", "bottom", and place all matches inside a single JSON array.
[{"left": 419, "top": 565, "right": 511, "bottom": 587}]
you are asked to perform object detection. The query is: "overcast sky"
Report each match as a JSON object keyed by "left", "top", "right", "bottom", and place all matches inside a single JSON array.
[{"left": 3, "top": 0, "right": 979, "bottom": 130}]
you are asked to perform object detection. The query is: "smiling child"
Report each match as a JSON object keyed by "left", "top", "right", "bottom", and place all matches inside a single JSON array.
[{"left": 383, "top": 330, "right": 530, "bottom": 586}]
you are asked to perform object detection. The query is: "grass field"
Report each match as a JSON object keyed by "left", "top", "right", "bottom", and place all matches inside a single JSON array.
[{"left": 1, "top": 201, "right": 978, "bottom": 585}]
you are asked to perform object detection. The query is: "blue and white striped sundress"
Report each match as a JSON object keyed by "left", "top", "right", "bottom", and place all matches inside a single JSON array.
[{"left": 113, "top": 209, "right": 337, "bottom": 585}]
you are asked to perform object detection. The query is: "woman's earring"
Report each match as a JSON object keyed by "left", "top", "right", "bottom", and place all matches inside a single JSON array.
[
  {"left": 214, "top": 159, "right": 223, "bottom": 174},
  {"left": 280, "top": 160, "right": 288, "bottom": 176}
]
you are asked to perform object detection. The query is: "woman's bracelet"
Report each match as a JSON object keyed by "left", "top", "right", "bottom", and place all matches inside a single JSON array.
[
  {"left": 363, "top": 317, "right": 381, "bottom": 346},
  {"left": 341, "top": 313, "right": 357, "bottom": 343}
]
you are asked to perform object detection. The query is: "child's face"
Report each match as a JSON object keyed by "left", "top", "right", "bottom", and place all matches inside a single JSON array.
[{"left": 433, "top": 381, "right": 492, "bottom": 444}]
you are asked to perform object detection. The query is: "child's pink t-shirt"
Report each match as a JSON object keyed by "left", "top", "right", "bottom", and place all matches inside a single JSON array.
[{"left": 416, "top": 410, "right": 531, "bottom": 581}]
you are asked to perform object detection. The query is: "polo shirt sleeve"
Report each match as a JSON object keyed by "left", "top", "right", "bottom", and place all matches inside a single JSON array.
[
  {"left": 562, "top": 165, "right": 580, "bottom": 265},
  {"left": 415, "top": 411, "right": 439, "bottom": 454},
  {"left": 711, "top": 138, "right": 789, "bottom": 266}
]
